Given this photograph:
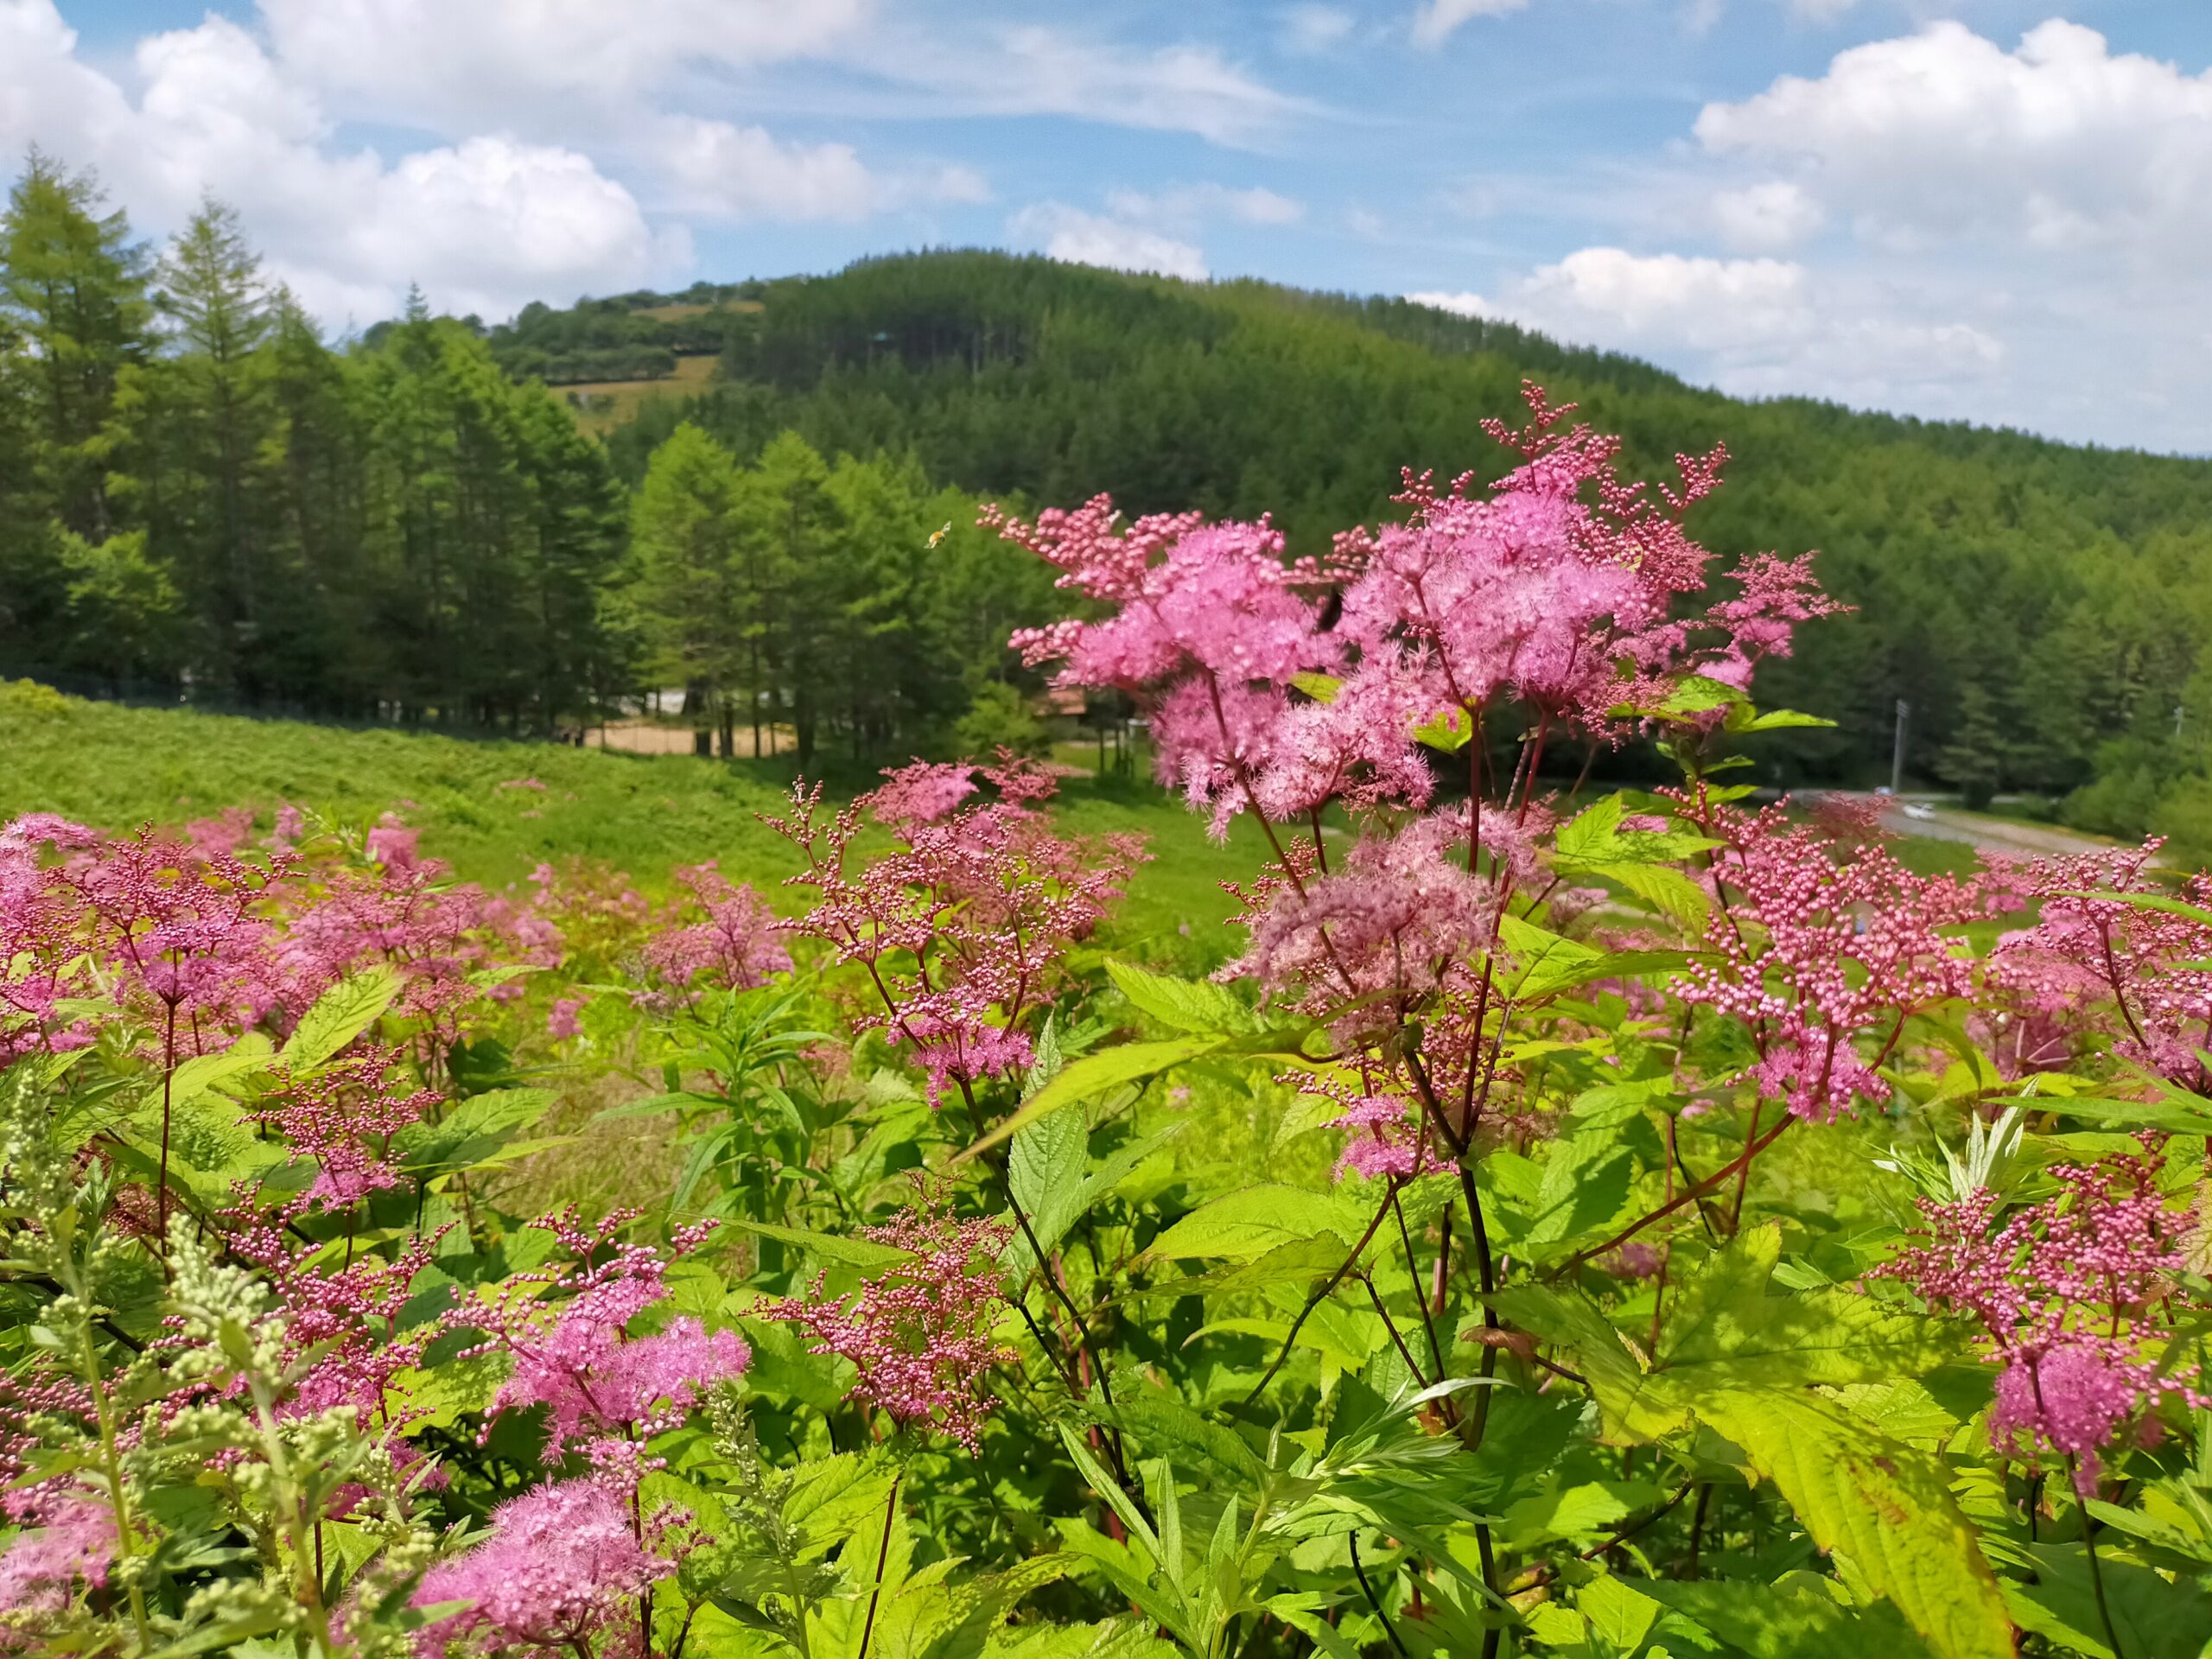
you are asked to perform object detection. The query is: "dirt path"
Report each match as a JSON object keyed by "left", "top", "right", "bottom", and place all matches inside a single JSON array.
[
  {"left": 582, "top": 721, "right": 788, "bottom": 758},
  {"left": 1837, "top": 794, "right": 2127, "bottom": 860}
]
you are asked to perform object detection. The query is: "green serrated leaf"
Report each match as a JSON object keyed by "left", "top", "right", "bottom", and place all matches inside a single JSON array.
[
  {"left": 1105, "top": 959, "right": 1255, "bottom": 1035},
  {"left": 281, "top": 963, "right": 404, "bottom": 1071},
  {"left": 1654, "top": 1224, "right": 1962, "bottom": 1389},
  {"left": 1694, "top": 1390, "right": 2012, "bottom": 1659},
  {"left": 960, "top": 1036, "right": 1222, "bottom": 1162},
  {"left": 728, "top": 1218, "right": 912, "bottom": 1270},
  {"left": 1147, "top": 1185, "right": 1372, "bottom": 1262}
]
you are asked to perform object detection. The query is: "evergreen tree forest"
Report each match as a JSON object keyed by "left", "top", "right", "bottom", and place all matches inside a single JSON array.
[
  {"left": 6, "top": 156, "right": 2211, "bottom": 846},
  {"left": 607, "top": 251, "right": 2212, "bottom": 850}
]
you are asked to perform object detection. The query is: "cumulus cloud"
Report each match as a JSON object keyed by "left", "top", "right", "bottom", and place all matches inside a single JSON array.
[
  {"left": 1696, "top": 21, "right": 2212, "bottom": 265},
  {"left": 1007, "top": 203, "right": 1208, "bottom": 282},
  {"left": 1710, "top": 181, "right": 1823, "bottom": 251},
  {"left": 1411, "top": 0, "right": 1531, "bottom": 50},
  {"left": 1412, "top": 246, "right": 2001, "bottom": 410},
  {"left": 0, "top": 3, "right": 664, "bottom": 322}
]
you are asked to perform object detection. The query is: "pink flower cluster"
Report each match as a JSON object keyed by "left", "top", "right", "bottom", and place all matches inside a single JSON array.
[
  {"left": 1987, "top": 843, "right": 2212, "bottom": 1090},
  {"left": 1883, "top": 1152, "right": 2205, "bottom": 1490},
  {"left": 636, "top": 861, "right": 791, "bottom": 1009},
  {"left": 463, "top": 1210, "right": 747, "bottom": 1460},
  {"left": 1673, "top": 797, "right": 2003, "bottom": 1120},
  {"left": 760, "top": 1202, "right": 1014, "bottom": 1452},
  {"left": 994, "top": 382, "right": 1840, "bottom": 843},
  {"left": 0, "top": 1495, "right": 112, "bottom": 1622},
  {"left": 769, "top": 757, "right": 1140, "bottom": 1108},
  {"left": 1287, "top": 1071, "right": 1421, "bottom": 1182},
  {"left": 245, "top": 1045, "right": 440, "bottom": 1209},
  {"left": 414, "top": 1477, "right": 666, "bottom": 1659}
]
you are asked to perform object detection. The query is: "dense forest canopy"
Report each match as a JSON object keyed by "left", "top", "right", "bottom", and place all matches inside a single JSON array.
[{"left": 3, "top": 158, "right": 2209, "bottom": 852}]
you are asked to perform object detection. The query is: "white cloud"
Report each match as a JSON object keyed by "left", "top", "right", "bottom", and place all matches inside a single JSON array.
[
  {"left": 1007, "top": 203, "right": 1208, "bottom": 282},
  {"left": 888, "top": 27, "right": 1305, "bottom": 148},
  {"left": 256, "top": 0, "right": 870, "bottom": 130},
  {"left": 1411, "top": 0, "right": 1531, "bottom": 50},
  {"left": 1413, "top": 246, "right": 2001, "bottom": 410},
  {"left": 652, "top": 118, "right": 882, "bottom": 220},
  {"left": 1710, "top": 180, "right": 1823, "bottom": 251},
  {"left": 0, "top": 4, "right": 665, "bottom": 323},
  {"left": 1279, "top": 6, "right": 1353, "bottom": 54},
  {"left": 1695, "top": 21, "right": 2212, "bottom": 267},
  {"left": 1103, "top": 184, "right": 1306, "bottom": 229}
]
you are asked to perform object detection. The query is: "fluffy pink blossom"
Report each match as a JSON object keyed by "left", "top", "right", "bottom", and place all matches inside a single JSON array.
[
  {"left": 869, "top": 760, "right": 980, "bottom": 825},
  {"left": 364, "top": 817, "right": 420, "bottom": 871},
  {"left": 0, "top": 816, "right": 101, "bottom": 1065},
  {"left": 0, "top": 1496, "right": 112, "bottom": 1618},
  {"left": 994, "top": 382, "right": 1841, "bottom": 840},
  {"left": 1320, "top": 1088, "right": 1421, "bottom": 1181},
  {"left": 546, "top": 995, "right": 588, "bottom": 1040},
  {"left": 1987, "top": 844, "right": 2212, "bottom": 1090},
  {"left": 760, "top": 1202, "right": 1013, "bottom": 1452},
  {"left": 466, "top": 1211, "right": 747, "bottom": 1459},
  {"left": 413, "top": 1478, "right": 666, "bottom": 1657},
  {"left": 638, "top": 863, "right": 790, "bottom": 1006}
]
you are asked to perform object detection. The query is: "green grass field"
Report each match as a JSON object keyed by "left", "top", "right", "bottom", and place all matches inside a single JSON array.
[
  {"left": 0, "top": 680, "right": 1264, "bottom": 963},
  {"left": 1, "top": 679, "right": 2022, "bottom": 969}
]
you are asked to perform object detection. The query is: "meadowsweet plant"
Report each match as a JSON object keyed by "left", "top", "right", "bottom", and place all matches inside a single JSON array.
[{"left": 3, "top": 383, "right": 2210, "bottom": 1659}]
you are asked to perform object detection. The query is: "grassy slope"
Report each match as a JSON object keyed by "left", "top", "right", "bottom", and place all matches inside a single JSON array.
[
  {"left": 0, "top": 680, "right": 1261, "bottom": 961},
  {"left": 0, "top": 679, "right": 2006, "bottom": 972}
]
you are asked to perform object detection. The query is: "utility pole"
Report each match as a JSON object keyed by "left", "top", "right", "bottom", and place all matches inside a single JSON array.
[{"left": 1891, "top": 698, "right": 1910, "bottom": 796}]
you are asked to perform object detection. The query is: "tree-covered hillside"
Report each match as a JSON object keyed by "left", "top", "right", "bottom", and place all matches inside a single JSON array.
[
  {"left": 592, "top": 251, "right": 2212, "bottom": 843},
  {"left": 5, "top": 153, "right": 2208, "bottom": 855}
]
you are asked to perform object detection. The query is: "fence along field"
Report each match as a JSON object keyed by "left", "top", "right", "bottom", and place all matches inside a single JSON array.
[{"left": 3, "top": 385, "right": 2210, "bottom": 1659}]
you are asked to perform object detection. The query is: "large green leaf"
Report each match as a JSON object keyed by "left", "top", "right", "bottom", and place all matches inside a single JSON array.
[
  {"left": 727, "top": 1218, "right": 912, "bottom": 1271},
  {"left": 1694, "top": 1390, "right": 2012, "bottom": 1659},
  {"left": 1104, "top": 959, "right": 1255, "bottom": 1035},
  {"left": 2001, "top": 1540, "right": 2212, "bottom": 1659},
  {"left": 1653, "top": 1225, "right": 1963, "bottom": 1389},
  {"left": 1007, "top": 1120, "right": 1184, "bottom": 1277},
  {"left": 1488, "top": 1284, "right": 1691, "bottom": 1442},
  {"left": 1638, "top": 1574, "right": 1936, "bottom": 1659},
  {"left": 1147, "top": 1184, "right": 1374, "bottom": 1262},
  {"left": 394, "top": 1088, "right": 557, "bottom": 1176},
  {"left": 281, "top": 963, "right": 404, "bottom": 1071},
  {"left": 961, "top": 1036, "right": 1224, "bottom": 1161}
]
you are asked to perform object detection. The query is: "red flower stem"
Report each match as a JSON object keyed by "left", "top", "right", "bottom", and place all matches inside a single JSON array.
[{"left": 856, "top": 1468, "right": 901, "bottom": 1659}]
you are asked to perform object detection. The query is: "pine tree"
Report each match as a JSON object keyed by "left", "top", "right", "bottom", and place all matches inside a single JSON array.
[
  {"left": 0, "top": 150, "right": 151, "bottom": 542},
  {"left": 147, "top": 198, "right": 277, "bottom": 690},
  {"left": 749, "top": 432, "right": 840, "bottom": 768},
  {"left": 633, "top": 423, "right": 747, "bottom": 755}
]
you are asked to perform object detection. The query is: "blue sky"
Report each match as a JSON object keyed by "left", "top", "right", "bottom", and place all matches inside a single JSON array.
[{"left": 13, "top": 1, "right": 2212, "bottom": 450}]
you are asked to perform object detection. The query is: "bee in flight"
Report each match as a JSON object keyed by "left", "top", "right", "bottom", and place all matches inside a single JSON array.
[{"left": 927, "top": 521, "right": 954, "bottom": 549}]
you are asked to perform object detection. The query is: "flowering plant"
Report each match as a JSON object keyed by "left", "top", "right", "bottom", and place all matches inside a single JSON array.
[{"left": 3, "top": 385, "right": 2209, "bottom": 1659}]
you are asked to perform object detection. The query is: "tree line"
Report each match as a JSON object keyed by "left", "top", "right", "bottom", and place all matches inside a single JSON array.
[{"left": 0, "top": 158, "right": 1055, "bottom": 765}]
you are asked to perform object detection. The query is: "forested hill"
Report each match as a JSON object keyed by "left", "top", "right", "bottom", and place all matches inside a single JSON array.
[
  {"left": 575, "top": 251, "right": 2212, "bottom": 837},
  {"left": 4, "top": 147, "right": 2209, "bottom": 855}
]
